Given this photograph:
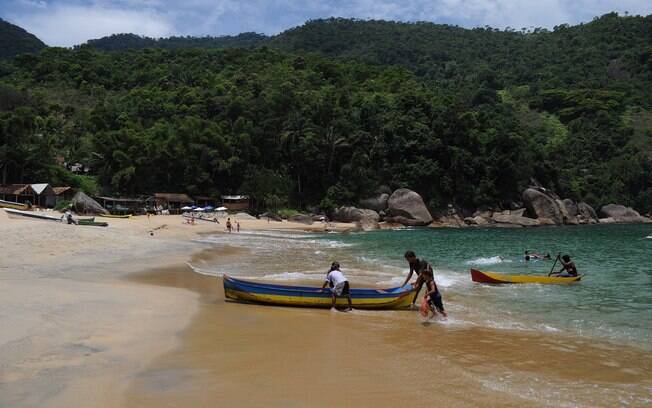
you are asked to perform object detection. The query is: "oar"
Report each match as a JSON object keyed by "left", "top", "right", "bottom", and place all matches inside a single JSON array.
[{"left": 548, "top": 253, "right": 561, "bottom": 276}]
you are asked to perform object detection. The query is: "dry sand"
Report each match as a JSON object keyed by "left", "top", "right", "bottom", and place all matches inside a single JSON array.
[{"left": 1, "top": 210, "right": 651, "bottom": 407}]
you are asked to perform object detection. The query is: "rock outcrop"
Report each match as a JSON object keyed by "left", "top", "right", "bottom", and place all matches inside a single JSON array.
[
  {"left": 260, "top": 212, "right": 282, "bottom": 222},
  {"left": 359, "top": 193, "right": 389, "bottom": 212},
  {"left": 599, "top": 204, "right": 651, "bottom": 223},
  {"left": 577, "top": 202, "right": 598, "bottom": 223},
  {"left": 386, "top": 189, "right": 433, "bottom": 226},
  {"left": 492, "top": 213, "right": 540, "bottom": 227},
  {"left": 522, "top": 188, "right": 563, "bottom": 225},
  {"left": 332, "top": 206, "right": 379, "bottom": 224}
]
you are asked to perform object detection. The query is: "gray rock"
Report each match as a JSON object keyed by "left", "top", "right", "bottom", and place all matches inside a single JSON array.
[
  {"left": 465, "top": 216, "right": 489, "bottom": 226},
  {"left": 492, "top": 213, "right": 540, "bottom": 227},
  {"left": 563, "top": 199, "right": 579, "bottom": 217},
  {"left": 511, "top": 208, "right": 526, "bottom": 217},
  {"left": 522, "top": 188, "right": 563, "bottom": 225},
  {"left": 332, "top": 206, "right": 379, "bottom": 223},
  {"left": 360, "top": 193, "right": 389, "bottom": 212},
  {"left": 386, "top": 189, "right": 433, "bottom": 226},
  {"left": 260, "top": 212, "right": 282, "bottom": 222},
  {"left": 577, "top": 202, "right": 598, "bottom": 221},
  {"left": 599, "top": 217, "right": 616, "bottom": 224},
  {"left": 599, "top": 204, "right": 641, "bottom": 222},
  {"left": 234, "top": 212, "right": 256, "bottom": 220},
  {"left": 288, "top": 214, "right": 313, "bottom": 225}
]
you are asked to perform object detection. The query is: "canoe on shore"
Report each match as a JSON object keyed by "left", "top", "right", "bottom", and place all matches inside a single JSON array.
[
  {"left": 470, "top": 269, "right": 582, "bottom": 284},
  {"left": 98, "top": 213, "right": 132, "bottom": 219},
  {"left": 0, "top": 199, "right": 29, "bottom": 210},
  {"left": 4, "top": 208, "right": 62, "bottom": 222},
  {"left": 77, "top": 219, "right": 108, "bottom": 227},
  {"left": 223, "top": 275, "right": 416, "bottom": 309}
]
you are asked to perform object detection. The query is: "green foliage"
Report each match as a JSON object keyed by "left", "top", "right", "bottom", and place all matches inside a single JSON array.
[
  {"left": 277, "top": 208, "right": 301, "bottom": 219},
  {"left": 0, "top": 18, "right": 46, "bottom": 59},
  {"left": 1, "top": 13, "right": 651, "bottom": 213},
  {"left": 54, "top": 199, "right": 71, "bottom": 211}
]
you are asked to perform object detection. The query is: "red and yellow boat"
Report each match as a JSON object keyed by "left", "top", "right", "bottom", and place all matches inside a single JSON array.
[{"left": 471, "top": 269, "right": 582, "bottom": 284}]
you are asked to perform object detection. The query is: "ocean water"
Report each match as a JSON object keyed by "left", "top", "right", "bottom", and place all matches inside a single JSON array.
[{"left": 196, "top": 224, "right": 652, "bottom": 349}]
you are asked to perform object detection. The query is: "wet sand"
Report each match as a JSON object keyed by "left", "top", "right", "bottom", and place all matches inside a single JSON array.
[{"left": 125, "top": 248, "right": 652, "bottom": 408}]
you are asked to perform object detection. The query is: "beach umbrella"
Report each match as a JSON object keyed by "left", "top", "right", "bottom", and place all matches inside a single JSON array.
[
  {"left": 195, "top": 207, "right": 205, "bottom": 212},
  {"left": 181, "top": 206, "right": 192, "bottom": 210},
  {"left": 204, "top": 206, "right": 215, "bottom": 211},
  {"left": 216, "top": 206, "right": 228, "bottom": 212}
]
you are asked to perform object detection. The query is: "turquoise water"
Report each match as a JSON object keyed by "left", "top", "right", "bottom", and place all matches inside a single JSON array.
[{"left": 317, "top": 224, "right": 652, "bottom": 348}]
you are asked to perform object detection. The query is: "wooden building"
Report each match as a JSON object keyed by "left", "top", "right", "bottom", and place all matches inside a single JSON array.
[
  {"left": 0, "top": 184, "right": 38, "bottom": 206},
  {"left": 221, "top": 195, "right": 250, "bottom": 211},
  {"left": 52, "top": 187, "right": 76, "bottom": 205},
  {"left": 96, "top": 196, "right": 145, "bottom": 215},
  {"left": 154, "top": 193, "right": 194, "bottom": 214}
]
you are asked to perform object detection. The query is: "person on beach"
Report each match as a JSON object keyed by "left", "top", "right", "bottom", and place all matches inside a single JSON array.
[
  {"left": 551, "top": 255, "right": 578, "bottom": 277},
  {"left": 226, "top": 218, "right": 232, "bottom": 233},
  {"left": 321, "top": 261, "right": 352, "bottom": 311},
  {"left": 402, "top": 250, "right": 434, "bottom": 306},
  {"left": 420, "top": 278, "right": 447, "bottom": 318},
  {"left": 236, "top": 221, "right": 240, "bottom": 232}
]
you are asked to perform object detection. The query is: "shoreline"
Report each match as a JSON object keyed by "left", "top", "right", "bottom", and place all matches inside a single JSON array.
[{"left": 2, "top": 211, "right": 651, "bottom": 407}]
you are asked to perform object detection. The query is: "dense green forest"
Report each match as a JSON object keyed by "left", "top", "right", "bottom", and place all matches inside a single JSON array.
[
  {"left": 1, "top": 13, "right": 651, "bottom": 213},
  {"left": 0, "top": 18, "right": 46, "bottom": 59}
]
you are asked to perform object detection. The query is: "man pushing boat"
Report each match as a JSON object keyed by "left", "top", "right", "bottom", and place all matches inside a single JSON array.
[
  {"left": 322, "top": 262, "right": 353, "bottom": 311},
  {"left": 402, "top": 250, "right": 435, "bottom": 307}
]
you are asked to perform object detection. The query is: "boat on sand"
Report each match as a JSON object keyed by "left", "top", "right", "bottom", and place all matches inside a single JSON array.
[
  {"left": 223, "top": 275, "right": 416, "bottom": 309},
  {"left": 470, "top": 269, "right": 582, "bottom": 284},
  {"left": 98, "top": 213, "right": 132, "bottom": 219},
  {"left": 4, "top": 208, "right": 62, "bottom": 222},
  {"left": 0, "top": 199, "right": 29, "bottom": 210}
]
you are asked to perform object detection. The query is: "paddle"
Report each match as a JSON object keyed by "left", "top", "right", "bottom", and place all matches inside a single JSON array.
[{"left": 548, "top": 253, "right": 561, "bottom": 276}]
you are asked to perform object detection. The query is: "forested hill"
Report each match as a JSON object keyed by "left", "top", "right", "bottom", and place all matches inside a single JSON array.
[
  {"left": 1, "top": 14, "right": 651, "bottom": 214},
  {"left": 0, "top": 18, "right": 46, "bottom": 58},
  {"left": 80, "top": 32, "right": 266, "bottom": 51}
]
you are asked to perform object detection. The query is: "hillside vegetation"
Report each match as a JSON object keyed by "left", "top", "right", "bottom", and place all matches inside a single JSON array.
[
  {"left": 0, "top": 18, "right": 46, "bottom": 58},
  {"left": 1, "top": 13, "right": 651, "bottom": 213}
]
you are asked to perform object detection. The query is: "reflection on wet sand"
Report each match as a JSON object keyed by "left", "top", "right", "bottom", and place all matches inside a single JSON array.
[{"left": 125, "top": 247, "right": 652, "bottom": 408}]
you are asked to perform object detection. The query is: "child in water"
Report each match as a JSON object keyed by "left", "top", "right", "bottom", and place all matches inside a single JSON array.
[{"left": 419, "top": 278, "right": 447, "bottom": 318}]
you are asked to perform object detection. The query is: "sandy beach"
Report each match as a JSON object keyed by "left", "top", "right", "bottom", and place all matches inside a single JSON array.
[{"left": 1, "top": 210, "right": 651, "bottom": 407}]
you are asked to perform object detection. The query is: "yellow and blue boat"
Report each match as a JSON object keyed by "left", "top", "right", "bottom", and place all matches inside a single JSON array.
[{"left": 223, "top": 275, "right": 416, "bottom": 309}]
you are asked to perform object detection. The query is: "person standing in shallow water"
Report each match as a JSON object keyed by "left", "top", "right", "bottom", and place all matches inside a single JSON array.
[
  {"left": 226, "top": 217, "right": 232, "bottom": 233},
  {"left": 402, "top": 250, "right": 434, "bottom": 306},
  {"left": 321, "top": 262, "right": 352, "bottom": 311}
]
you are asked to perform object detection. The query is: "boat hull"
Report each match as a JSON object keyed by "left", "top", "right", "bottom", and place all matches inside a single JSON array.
[
  {"left": 0, "top": 199, "right": 29, "bottom": 210},
  {"left": 4, "top": 208, "right": 62, "bottom": 222},
  {"left": 98, "top": 214, "right": 132, "bottom": 218},
  {"left": 223, "top": 276, "right": 415, "bottom": 309},
  {"left": 470, "top": 269, "right": 582, "bottom": 284}
]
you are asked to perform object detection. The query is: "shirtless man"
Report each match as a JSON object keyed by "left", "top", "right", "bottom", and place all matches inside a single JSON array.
[
  {"left": 402, "top": 250, "right": 434, "bottom": 306},
  {"left": 551, "top": 255, "right": 578, "bottom": 277}
]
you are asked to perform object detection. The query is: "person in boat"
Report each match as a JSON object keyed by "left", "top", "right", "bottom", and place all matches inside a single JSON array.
[
  {"left": 551, "top": 255, "right": 578, "bottom": 277},
  {"left": 422, "top": 278, "right": 447, "bottom": 318},
  {"left": 402, "top": 250, "right": 434, "bottom": 306},
  {"left": 321, "top": 261, "right": 352, "bottom": 311}
]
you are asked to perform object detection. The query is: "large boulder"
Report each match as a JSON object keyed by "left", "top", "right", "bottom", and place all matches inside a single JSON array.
[
  {"left": 71, "top": 191, "right": 108, "bottom": 215},
  {"left": 359, "top": 193, "right": 389, "bottom": 212},
  {"left": 332, "top": 206, "right": 379, "bottom": 224},
  {"left": 522, "top": 188, "right": 563, "bottom": 225},
  {"left": 577, "top": 202, "right": 598, "bottom": 223},
  {"left": 492, "top": 213, "right": 540, "bottom": 227},
  {"left": 386, "top": 189, "right": 433, "bottom": 226},
  {"left": 563, "top": 199, "right": 579, "bottom": 217},
  {"left": 599, "top": 204, "right": 651, "bottom": 223},
  {"left": 260, "top": 212, "right": 282, "bottom": 222}
]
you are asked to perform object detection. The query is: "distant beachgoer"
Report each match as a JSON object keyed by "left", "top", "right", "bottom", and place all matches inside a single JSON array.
[
  {"left": 236, "top": 221, "right": 240, "bottom": 232},
  {"left": 402, "top": 250, "right": 434, "bottom": 306},
  {"left": 63, "top": 210, "right": 75, "bottom": 225},
  {"left": 420, "top": 278, "right": 447, "bottom": 318},
  {"left": 226, "top": 218, "right": 232, "bottom": 233},
  {"left": 213, "top": 216, "right": 220, "bottom": 224},
  {"left": 552, "top": 255, "right": 578, "bottom": 277},
  {"left": 321, "top": 262, "right": 352, "bottom": 311}
]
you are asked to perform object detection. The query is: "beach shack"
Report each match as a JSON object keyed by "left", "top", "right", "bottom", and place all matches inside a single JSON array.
[
  {"left": 154, "top": 193, "right": 194, "bottom": 214},
  {"left": 221, "top": 195, "right": 250, "bottom": 211},
  {"left": 31, "top": 183, "right": 56, "bottom": 208},
  {"left": 52, "top": 187, "right": 76, "bottom": 206},
  {"left": 96, "top": 196, "right": 145, "bottom": 215},
  {"left": 194, "top": 196, "right": 219, "bottom": 208},
  {"left": 0, "top": 184, "right": 38, "bottom": 206}
]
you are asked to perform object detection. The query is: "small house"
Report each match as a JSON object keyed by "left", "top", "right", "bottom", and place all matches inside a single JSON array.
[
  {"left": 154, "top": 193, "right": 194, "bottom": 214},
  {"left": 0, "top": 184, "right": 38, "bottom": 206},
  {"left": 221, "top": 195, "right": 250, "bottom": 211},
  {"left": 52, "top": 187, "right": 76, "bottom": 205}
]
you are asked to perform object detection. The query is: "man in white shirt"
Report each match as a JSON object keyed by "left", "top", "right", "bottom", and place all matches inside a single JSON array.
[{"left": 322, "top": 262, "right": 352, "bottom": 311}]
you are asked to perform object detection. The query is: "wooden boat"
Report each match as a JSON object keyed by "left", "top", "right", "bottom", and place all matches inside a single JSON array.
[
  {"left": 183, "top": 214, "right": 219, "bottom": 223},
  {"left": 4, "top": 208, "right": 62, "bottom": 222},
  {"left": 98, "top": 213, "right": 132, "bottom": 219},
  {"left": 0, "top": 199, "right": 29, "bottom": 210},
  {"left": 77, "top": 219, "right": 108, "bottom": 227},
  {"left": 223, "top": 275, "right": 416, "bottom": 309},
  {"left": 470, "top": 269, "right": 582, "bottom": 284}
]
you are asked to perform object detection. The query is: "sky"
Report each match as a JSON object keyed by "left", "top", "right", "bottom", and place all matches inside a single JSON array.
[{"left": 2, "top": 0, "right": 652, "bottom": 47}]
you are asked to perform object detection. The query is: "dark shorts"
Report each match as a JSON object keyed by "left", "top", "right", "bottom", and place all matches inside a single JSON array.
[
  {"left": 429, "top": 292, "right": 444, "bottom": 312},
  {"left": 341, "top": 281, "right": 350, "bottom": 296}
]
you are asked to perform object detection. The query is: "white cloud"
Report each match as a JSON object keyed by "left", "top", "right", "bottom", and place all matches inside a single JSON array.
[
  {"left": 9, "top": 3, "right": 173, "bottom": 46},
  {"left": 4, "top": 0, "right": 652, "bottom": 46}
]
